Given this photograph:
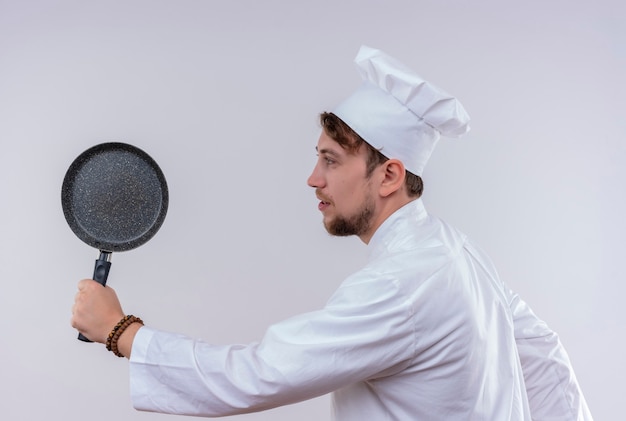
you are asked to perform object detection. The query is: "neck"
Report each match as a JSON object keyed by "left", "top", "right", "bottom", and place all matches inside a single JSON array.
[{"left": 359, "top": 196, "right": 417, "bottom": 244}]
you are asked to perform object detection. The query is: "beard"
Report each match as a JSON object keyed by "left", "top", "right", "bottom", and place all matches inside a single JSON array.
[{"left": 324, "top": 195, "right": 375, "bottom": 237}]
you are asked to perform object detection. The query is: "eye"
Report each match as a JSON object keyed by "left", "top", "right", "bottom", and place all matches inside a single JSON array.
[{"left": 324, "top": 157, "right": 336, "bottom": 165}]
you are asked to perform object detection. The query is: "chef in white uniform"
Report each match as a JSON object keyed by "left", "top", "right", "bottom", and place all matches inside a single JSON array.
[{"left": 72, "top": 45, "right": 592, "bottom": 420}]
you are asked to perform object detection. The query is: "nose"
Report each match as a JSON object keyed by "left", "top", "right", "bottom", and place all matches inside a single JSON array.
[{"left": 307, "top": 163, "right": 324, "bottom": 188}]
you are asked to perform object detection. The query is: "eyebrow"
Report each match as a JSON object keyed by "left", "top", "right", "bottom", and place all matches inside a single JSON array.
[{"left": 315, "top": 147, "right": 341, "bottom": 158}]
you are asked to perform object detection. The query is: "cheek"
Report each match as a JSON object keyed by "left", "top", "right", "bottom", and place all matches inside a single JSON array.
[{"left": 336, "top": 178, "right": 368, "bottom": 205}]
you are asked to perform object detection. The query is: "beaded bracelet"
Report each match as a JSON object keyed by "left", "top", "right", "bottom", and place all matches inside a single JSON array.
[{"left": 106, "top": 315, "right": 144, "bottom": 357}]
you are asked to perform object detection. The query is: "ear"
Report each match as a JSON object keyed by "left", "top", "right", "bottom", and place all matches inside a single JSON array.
[{"left": 378, "top": 159, "right": 406, "bottom": 198}]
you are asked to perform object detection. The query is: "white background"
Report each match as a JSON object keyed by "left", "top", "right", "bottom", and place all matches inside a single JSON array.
[{"left": 0, "top": 1, "right": 623, "bottom": 420}]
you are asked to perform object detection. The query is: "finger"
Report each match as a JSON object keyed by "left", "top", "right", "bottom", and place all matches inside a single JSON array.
[{"left": 77, "top": 279, "right": 90, "bottom": 290}]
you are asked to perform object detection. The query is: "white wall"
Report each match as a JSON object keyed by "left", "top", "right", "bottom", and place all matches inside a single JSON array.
[{"left": 0, "top": 1, "right": 623, "bottom": 419}]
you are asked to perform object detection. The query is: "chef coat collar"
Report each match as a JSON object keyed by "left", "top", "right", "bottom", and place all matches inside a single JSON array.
[{"left": 367, "top": 199, "right": 428, "bottom": 260}]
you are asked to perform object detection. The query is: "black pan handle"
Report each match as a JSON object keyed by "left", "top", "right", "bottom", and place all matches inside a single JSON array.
[{"left": 78, "top": 251, "right": 112, "bottom": 342}]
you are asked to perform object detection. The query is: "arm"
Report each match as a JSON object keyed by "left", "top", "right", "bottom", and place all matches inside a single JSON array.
[
  {"left": 72, "top": 273, "right": 416, "bottom": 417},
  {"left": 127, "top": 282, "right": 417, "bottom": 417},
  {"left": 507, "top": 289, "right": 593, "bottom": 420}
]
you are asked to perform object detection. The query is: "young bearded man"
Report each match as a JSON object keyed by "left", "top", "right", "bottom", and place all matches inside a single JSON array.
[{"left": 72, "top": 46, "right": 592, "bottom": 420}]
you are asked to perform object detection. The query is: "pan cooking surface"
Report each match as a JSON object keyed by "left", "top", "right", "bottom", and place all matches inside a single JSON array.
[{"left": 62, "top": 143, "right": 168, "bottom": 252}]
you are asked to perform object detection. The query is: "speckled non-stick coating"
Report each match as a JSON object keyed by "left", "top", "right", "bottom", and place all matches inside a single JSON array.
[{"left": 61, "top": 143, "right": 168, "bottom": 252}]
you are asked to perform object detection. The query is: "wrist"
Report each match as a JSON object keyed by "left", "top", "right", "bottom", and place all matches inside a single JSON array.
[
  {"left": 116, "top": 322, "right": 142, "bottom": 359},
  {"left": 105, "top": 315, "right": 143, "bottom": 358}
]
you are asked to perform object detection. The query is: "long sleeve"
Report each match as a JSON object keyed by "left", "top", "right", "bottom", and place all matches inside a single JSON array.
[
  {"left": 129, "top": 271, "right": 417, "bottom": 417},
  {"left": 508, "top": 290, "right": 593, "bottom": 420}
]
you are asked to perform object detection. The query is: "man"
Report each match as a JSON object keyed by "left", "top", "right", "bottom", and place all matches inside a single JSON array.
[{"left": 72, "top": 46, "right": 592, "bottom": 419}]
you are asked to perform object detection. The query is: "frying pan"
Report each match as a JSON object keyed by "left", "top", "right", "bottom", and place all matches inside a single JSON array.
[{"left": 62, "top": 142, "right": 168, "bottom": 342}]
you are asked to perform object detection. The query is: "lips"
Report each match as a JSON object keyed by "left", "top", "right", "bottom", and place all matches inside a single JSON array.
[
  {"left": 316, "top": 190, "right": 331, "bottom": 212},
  {"left": 318, "top": 200, "right": 330, "bottom": 212}
]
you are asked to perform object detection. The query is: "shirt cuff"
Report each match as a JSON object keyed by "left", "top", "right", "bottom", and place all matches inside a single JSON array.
[
  {"left": 129, "top": 325, "right": 155, "bottom": 364},
  {"left": 129, "top": 326, "right": 157, "bottom": 411}
]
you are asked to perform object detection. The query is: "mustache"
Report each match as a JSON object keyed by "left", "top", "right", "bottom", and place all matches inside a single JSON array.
[{"left": 315, "top": 190, "right": 331, "bottom": 203}]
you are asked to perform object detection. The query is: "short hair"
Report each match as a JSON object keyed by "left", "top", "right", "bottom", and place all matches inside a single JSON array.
[{"left": 319, "top": 112, "right": 423, "bottom": 198}]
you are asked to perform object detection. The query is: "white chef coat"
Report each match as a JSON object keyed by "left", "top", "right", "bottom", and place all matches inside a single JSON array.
[{"left": 129, "top": 199, "right": 592, "bottom": 420}]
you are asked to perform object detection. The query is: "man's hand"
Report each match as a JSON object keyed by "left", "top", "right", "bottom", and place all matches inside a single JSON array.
[{"left": 71, "top": 279, "right": 125, "bottom": 344}]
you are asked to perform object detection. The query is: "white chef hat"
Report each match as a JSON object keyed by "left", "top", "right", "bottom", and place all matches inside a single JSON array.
[{"left": 332, "top": 45, "right": 471, "bottom": 176}]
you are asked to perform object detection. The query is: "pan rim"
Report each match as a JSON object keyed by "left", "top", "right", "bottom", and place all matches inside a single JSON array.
[{"left": 61, "top": 142, "right": 169, "bottom": 252}]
